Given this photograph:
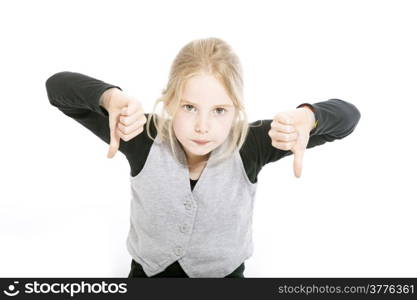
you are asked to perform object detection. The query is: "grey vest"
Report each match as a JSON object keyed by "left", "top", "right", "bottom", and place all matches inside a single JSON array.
[{"left": 126, "top": 133, "right": 258, "bottom": 277}]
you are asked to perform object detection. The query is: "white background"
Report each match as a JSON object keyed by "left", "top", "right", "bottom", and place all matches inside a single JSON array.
[{"left": 0, "top": 0, "right": 416, "bottom": 277}]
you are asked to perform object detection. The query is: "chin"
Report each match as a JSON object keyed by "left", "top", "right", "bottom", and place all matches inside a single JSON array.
[
  {"left": 187, "top": 142, "right": 214, "bottom": 155},
  {"left": 189, "top": 147, "right": 211, "bottom": 156}
]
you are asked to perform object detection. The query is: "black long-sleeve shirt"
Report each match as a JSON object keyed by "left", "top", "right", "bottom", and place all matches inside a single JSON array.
[{"left": 45, "top": 71, "right": 361, "bottom": 188}]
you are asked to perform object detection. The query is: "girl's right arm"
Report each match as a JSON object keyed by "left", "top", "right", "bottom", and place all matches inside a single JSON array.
[{"left": 45, "top": 71, "right": 148, "bottom": 162}]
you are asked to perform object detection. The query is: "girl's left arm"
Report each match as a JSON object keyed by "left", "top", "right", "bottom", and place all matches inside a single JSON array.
[
  {"left": 296, "top": 98, "right": 361, "bottom": 148},
  {"left": 239, "top": 98, "right": 361, "bottom": 181}
]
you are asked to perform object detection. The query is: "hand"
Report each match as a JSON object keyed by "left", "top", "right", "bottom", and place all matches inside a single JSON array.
[
  {"left": 268, "top": 106, "right": 315, "bottom": 178},
  {"left": 100, "top": 88, "right": 147, "bottom": 159}
]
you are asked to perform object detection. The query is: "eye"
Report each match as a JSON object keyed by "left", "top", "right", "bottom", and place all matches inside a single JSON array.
[
  {"left": 215, "top": 108, "right": 226, "bottom": 115},
  {"left": 183, "top": 104, "right": 196, "bottom": 112}
]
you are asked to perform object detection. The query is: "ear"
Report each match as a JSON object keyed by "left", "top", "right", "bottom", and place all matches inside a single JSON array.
[
  {"left": 164, "top": 99, "right": 176, "bottom": 119},
  {"left": 232, "top": 108, "right": 240, "bottom": 124}
]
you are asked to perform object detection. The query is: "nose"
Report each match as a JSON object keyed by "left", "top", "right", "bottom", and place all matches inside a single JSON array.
[{"left": 194, "top": 113, "right": 209, "bottom": 134}]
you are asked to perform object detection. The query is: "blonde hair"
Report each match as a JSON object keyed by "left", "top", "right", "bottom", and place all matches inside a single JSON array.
[{"left": 145, "top": 37, "right": 250, "bottom": 166}]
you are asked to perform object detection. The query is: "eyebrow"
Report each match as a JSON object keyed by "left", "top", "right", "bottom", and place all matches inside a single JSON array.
[{"left": 181, "top": 99, "right": 234, "bottom": 108}]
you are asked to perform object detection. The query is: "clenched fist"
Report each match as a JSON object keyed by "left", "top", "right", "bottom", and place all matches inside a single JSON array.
[
  {"left": 100, "top": 88, "right": 147, "bottom": 159},
  {"left": 268, "top": 106, "right": 316, "bottom": 178}
]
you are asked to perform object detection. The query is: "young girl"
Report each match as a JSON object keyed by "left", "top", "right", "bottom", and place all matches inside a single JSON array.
[{"left": 45, "top": 37, "right": 361, "bottom": 278}]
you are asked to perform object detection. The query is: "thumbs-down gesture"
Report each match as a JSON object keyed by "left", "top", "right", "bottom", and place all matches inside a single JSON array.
[{"left": 268, "top": 105, "right": 316, "bottom": 178}]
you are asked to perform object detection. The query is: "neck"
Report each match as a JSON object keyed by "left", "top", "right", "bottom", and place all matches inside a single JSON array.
[
  {"left": 186, "top": 152, "right": 209, "bottom": 168},
  {"left": 180, "top": 145, "right": 209, "bottom": 167}
]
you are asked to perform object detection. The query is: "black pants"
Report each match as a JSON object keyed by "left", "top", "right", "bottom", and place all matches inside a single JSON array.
[{"left": 128, "top": 259, "right": 245, "bottom": 278}]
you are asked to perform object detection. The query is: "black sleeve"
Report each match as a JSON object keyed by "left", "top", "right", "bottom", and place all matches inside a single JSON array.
[
  {"left": 45, "top": 71, "right": 155, "bottom": 177},
  {"left": 239, "top": 98, "right": 361, "bottom": 183}
]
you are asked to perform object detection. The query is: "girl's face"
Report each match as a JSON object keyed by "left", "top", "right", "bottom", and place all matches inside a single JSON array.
[{"left": 172, "top": 73, "right": 236, "bottom": 164}]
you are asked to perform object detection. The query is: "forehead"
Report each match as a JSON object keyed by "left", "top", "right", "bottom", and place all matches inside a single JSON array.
[{"left": 182, "top": 73, "right": 233, "bottom": 106}]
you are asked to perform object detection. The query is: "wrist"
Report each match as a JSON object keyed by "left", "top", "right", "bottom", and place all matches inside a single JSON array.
[
  {"left": 299, "top": 105, "right": 316, "bottom": 131},
  {"left": 100, "top": 88, "right": 120, "bottom": 110}
]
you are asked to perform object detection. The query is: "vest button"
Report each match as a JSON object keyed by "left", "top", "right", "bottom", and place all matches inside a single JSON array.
[
  {"left": 179, "top": 223, "right": 189, "bottom": 233},
  {"left": 174, "top": 246, "right": 184, "bottom": 256},
  {"left": 184, "top": 200, "right": 192, "bottom": 210}
]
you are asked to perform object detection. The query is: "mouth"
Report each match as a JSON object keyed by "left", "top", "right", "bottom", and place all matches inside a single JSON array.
[{"left": 191, "top": 139, "right": 210, "bottom": 145}]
